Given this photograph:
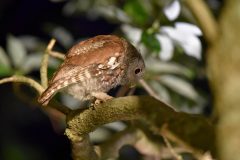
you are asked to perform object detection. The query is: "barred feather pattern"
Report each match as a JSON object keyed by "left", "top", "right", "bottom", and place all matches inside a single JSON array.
[
  {"left": 38, "top": 62, "right": 123, "bottom": 106},
  {"left": 38, "top": 68, "right": 87, "bottom": 106},
  {"left": 38, "top": 35, "right": 145, "bottom": 106}
]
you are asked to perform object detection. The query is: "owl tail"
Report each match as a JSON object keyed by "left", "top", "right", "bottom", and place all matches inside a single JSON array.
[
  {"left": 38, "top": 73, "right": 84, "bottom": 106},
  {"left": 38, "top": 83, "right": 59, "bottom": 106},
  {"left": 38, "top": 78, "right": 71, "bottom": 106}
]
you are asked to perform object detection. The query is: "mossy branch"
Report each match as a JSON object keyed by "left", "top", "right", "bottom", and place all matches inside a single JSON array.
[{"left": 65, "top": 96, "right": 215, "bottom": 154}]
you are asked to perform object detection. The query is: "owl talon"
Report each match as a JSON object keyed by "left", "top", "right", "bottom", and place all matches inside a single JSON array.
[
  {"left": 91, "top": 92, "right": 113, "bottom": 103},
  {"left": 94, "top": 99, "right": 102, "bottom": 105},
  {"left": 89, "top": 103, "right": 96, "bottom": 110}
]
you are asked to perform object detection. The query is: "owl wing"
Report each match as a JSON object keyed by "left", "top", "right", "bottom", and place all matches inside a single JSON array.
[
  {"left": 38, "top": 59, "right": 124, "bottom": 106},
  {"left": 66, "top": 35, "right": 123, "bottom": 58},
  {"left": 38, "top": 67, "right": 90, "bottom": 106},
  {"left": 50, "top": 35, "right": 125, "bottom": 83}
]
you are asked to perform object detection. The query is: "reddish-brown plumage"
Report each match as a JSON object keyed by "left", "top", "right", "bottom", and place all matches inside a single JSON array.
[{"left": 38, "top": 35, "right": 145, "bottom": 106}]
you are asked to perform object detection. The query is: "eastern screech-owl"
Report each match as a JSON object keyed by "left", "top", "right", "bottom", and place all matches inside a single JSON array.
[{"left": 38, "top": 35, "right": 145, "bottom": 106}]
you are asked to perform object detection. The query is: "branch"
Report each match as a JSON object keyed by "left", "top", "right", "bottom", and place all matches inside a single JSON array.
[
  {"left": 49, "top": 51, "right": 65, "bottom": 60},
  {"left": 162, "top": 134, "right": 183, "bottom": 160},
  {"left": 40, "top": 39, "right": 56, "bottom": 88},
  {"left": 139, "top": 79, "right": 160, "bottom": 100},
  {"left": 183, "top": 0, "right": 219, "bottom": 44},
  {"left": 65, "top": 96, "right": 215, "bottom": 153},
  {"left": 0, "top": 75, "right": 71, "bottom": 114},
  {"left": 160, "top": 124, "right": 204, "bottom": 159},
  {"left": 0, "top": 75, "right": 44, "bottom": 94},
  {"left": 69, "top": 135, "right": 99, "bottom": 160}
]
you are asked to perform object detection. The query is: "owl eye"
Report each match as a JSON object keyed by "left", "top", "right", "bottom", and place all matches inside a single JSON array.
[{"left": 135, "top": 68, "right": 141, "bottom": 74}]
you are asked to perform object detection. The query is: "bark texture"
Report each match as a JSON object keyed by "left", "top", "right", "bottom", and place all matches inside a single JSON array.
[{"left": 207, "top": 1, "right": 240, "bottom": 159}]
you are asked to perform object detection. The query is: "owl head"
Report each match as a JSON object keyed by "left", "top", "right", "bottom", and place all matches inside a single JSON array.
[{"left": 120, "top": 41, "right": 145, "bottom": 86}]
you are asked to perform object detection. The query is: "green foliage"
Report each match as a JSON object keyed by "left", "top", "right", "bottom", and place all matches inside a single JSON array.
[
  {"left": 141, "top": 31, "right": 161, "bottom": 53},
  {"left": 0, "top": 47, "right": 10, "bottom": 67},
  {"left": 0, "top": 65, "right": 13, "bottom": 76},
  {"left": 123, "top": 0, "right": 150, "bottom": 26},
  {"left": 7, "top": 35, "right": 27, "bottom": 68},
  {"left": 0, "top": 46, "right": 12, "bottom": 76}
]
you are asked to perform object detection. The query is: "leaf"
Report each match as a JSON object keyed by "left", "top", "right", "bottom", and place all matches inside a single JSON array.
[
  {"left": 163, "top": 0, "right": 181, "bottom": 21},
  {"left": 123, "top": 0, "right": 149, "bottom": 26},
  {"left": 158, "top": 75, "right": 199, "bottom": 101},
  {"left": 19, "top": 35, "right": 42, "bottom": 50},
  {"left": 149, "top": 80, "right": 171, "bottom": 103},
  {"left": 0, "top": 47, "right": 10, "bottom": 68},
  {"left": 103, "top": 122, "right": 126, "bottom": 131},
  {"left": 89, "top": 127, "right": 111, "bottom": 143},
  {"left": 145, "top": 59, "right": 194, "bottom": 78},
  {"left": 7, "top": 35, "right": 27, "bottom": 68},
  {"left": 21, "top": 53, "right": 60, "bottom": 73},
  {"left": 52, "top": 27, "right": 74, "bottom": 48},
  {"left": 0, "top": 65, "right": 13, "bottom": 76},
  {"left": 141, "top": 31, "right": 161, "bottom": 52},
  {"left": 156, "top": 34, "right": 174, "bottom": 61},
  {"left": 121, "top": 24, "right": 142, "bottom": 45},
  {"left": 161, "top": 25, "right": 202, "bottom": 60},
  {"left": 175, "top": 22, "right": 202, "bottom": 36}
]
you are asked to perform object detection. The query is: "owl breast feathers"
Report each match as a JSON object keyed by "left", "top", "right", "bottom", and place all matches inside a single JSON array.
[{"left": 38, "top": 35, "right": 145, "bottom": 106}]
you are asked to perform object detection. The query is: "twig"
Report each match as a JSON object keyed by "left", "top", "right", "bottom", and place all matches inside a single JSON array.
[
  {"left": 0, "top": 75, "right": 70, "bottom": 114},
  {"left": 138, "top": 79, "right": 176, "bottom": 111},
  {"left": 161, "top": 124, "right": 205, "bottom": 160},
  {"left": 138, "top": 79, "right": 160, "bottom": 100},
  {"left": 0, "top": 75, "right": 44, "bottom": 94},
  {"left": 200, "top": 152, "right": 214, "bottom": 160},
  {"left": 49, "top": 51, "right": 65, "bottom": 60},
  {"left": 40, "top": 39, "right": 56, "bottom": 88},
  {"left": 183, "top": 0, "right": 219, "bottom": 44},
  {"left": 162, "top": 132, "right": 183, "bottom": 160}
]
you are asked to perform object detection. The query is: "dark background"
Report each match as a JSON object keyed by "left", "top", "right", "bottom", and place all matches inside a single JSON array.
[
  {"left": 0, "top": 0, "right": 118, "bottom": 159},
  {"left": 0, "top": 0, "right": 119, "bottom": 46}
]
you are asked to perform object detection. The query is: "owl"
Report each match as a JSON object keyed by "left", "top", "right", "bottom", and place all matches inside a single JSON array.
[{"left": 38, "top": 35, "right": 145, "bottom": 106}]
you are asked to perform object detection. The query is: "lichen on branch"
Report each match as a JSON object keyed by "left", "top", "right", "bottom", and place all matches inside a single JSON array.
[{"left": 65, "top": 96, "right": 215, "bottom": 154}]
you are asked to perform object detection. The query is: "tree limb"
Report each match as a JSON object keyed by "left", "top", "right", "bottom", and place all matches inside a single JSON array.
[
  {"left": 65, "top": 96, "right": 215, "bottom": 154},
  {"left": 207, "top": 1, "right": 240, "bottom": 159}
]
